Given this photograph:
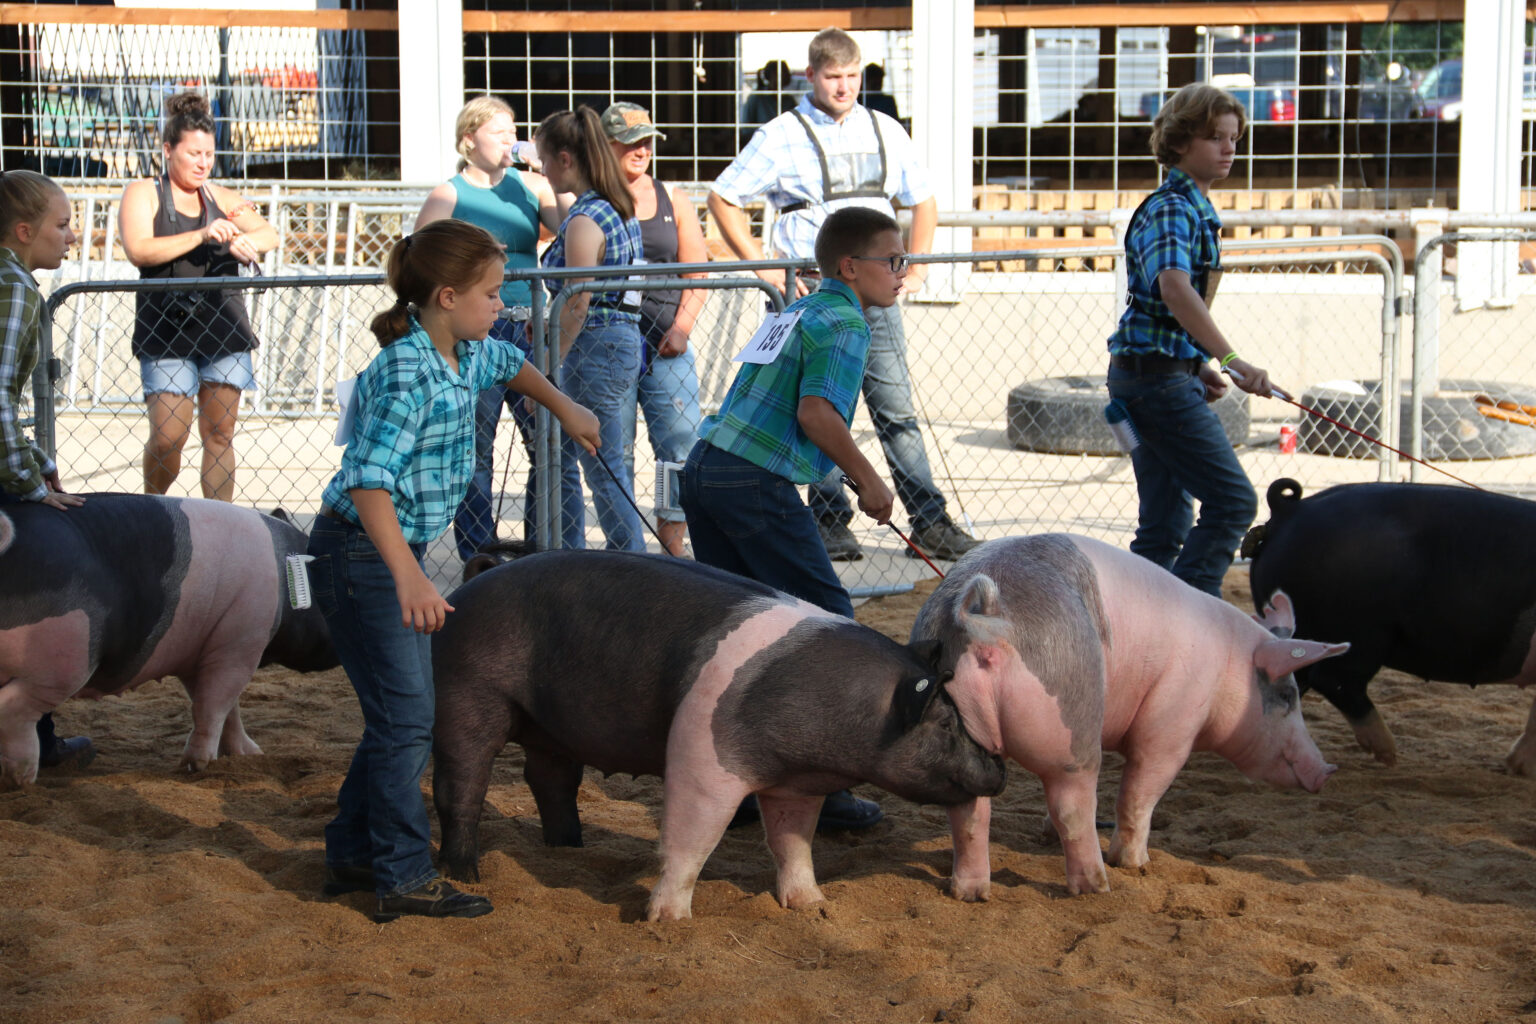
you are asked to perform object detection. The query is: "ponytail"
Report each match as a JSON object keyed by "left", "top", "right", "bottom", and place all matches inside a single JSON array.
[
  {"left": 370, "top": 220, "right": 505, "bottom": 347},
  {"left": 535, "top": 106, "right": 635, "bottom": 221}
]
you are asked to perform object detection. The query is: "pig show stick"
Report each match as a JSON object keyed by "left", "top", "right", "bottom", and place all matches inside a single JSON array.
[
  {"left": 589, "top": 448, "right": 676, "bottom": 554},
  {"left": 841, "top": 476, "right": 946, "bottom": 578},
  {"left": 1224, "top": 367, "right": 1484, "bottom": 492}
]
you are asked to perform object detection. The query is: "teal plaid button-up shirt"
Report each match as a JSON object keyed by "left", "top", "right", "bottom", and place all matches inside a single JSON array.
[
  {"left": 322, "top": 319, "right": 526, "bottom": 543},
  {"left": 700, "top": 279, "right": 869, "bottom": 485}
]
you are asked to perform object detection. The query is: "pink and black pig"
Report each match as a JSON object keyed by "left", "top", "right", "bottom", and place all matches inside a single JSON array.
[
  {"left": 0, "top": 494, "right": 336, "bottom": 787},
  {"left": 1246, "top": 478, "right": 1536, "bottom": 772},
  {"left": 909, "top": 534, "right": 1347, "bottom": 897},
  {"left": 429, "top": 549, "right": 1006, "bottom": 922}
]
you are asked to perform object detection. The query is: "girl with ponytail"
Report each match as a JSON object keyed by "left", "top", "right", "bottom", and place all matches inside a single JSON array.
[
  {"left": 307, "top": 218, "right": 598, "bottom": 923},
  {"left": 534, "top": 105, "right": 646, "bottom": 551}
]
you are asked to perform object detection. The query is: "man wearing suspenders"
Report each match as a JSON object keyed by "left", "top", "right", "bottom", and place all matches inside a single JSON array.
[{"left": 709, "top": 27, "right": 980, "bottom": 564}]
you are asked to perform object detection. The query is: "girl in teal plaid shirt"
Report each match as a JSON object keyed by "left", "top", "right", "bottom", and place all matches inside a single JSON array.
[{"left": 308, "top": 219, "right": 598, "bottom": 922}]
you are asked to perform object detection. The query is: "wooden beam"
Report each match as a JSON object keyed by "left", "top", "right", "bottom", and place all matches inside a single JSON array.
[
  {"left": 0, "top": 5, "right": 397, "bottom": 30},
  {"left": 462, "top": 10, "right": 910, "bottom": 33},
  {"left": 976, "top": 3, "right": 1476, "bottom": 28}
]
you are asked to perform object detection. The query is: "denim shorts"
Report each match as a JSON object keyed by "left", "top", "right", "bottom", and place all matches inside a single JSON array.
[{"left": 140, "top": 351, "right": 255, "bottom": 399}]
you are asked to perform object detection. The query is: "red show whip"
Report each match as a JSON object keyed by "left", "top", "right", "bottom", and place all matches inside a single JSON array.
[
  {"left": 841, "top": 476, "right": 947, "bottom": 578},
  {"left": 1224, "top": 368, "right": 1483, "bottom": 492}
]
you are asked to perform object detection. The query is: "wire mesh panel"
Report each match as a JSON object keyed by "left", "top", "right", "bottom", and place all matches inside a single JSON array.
[{"left": 1411, "top": 230, "right": 1536, "bottom": 489}]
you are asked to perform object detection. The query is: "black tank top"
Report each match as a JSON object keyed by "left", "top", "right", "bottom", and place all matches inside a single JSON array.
[
  {"left": 637, "top": 177, "right": 681, "bottom": 348},
  {"left": 131, "top": 175, "right": 258, "bottom": 360}
]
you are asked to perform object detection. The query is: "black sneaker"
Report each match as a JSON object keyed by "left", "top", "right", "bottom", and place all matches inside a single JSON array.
[
  {"left": 816, "top": 789, "right": 884, "bottom": 832},
  {"left": 904, "top": 519, "right": 981, "bottom": 560},
  {"left": 322, "top": 863, "right": 375, "bottom": 897},
  {"left": 817, "top": 519, "right": 864, "bottom": 562},
  {"left": 375, "top": 878, "right": 493, "bottom": 923},
  {"left": 38, "top": 736, "right": 95, "bottom": 771}
]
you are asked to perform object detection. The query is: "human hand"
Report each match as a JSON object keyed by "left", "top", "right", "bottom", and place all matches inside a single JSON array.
[
  {"left": 559, "top": 401, "right": 602, "bottom": 455},
  {"left": 1224, "top": 358, "right": 1276, "bottom": 399},
  {"left": 1198, "top": 362, "right": 1229, "bottom": 403},
  {"left": 395, "top": 568, "right": 454, "bottom": 633},
  {"left": 226, "top": 234, "right": 261, "bottom": 266},
  {"left": 900, "top": 262, "right": 929, "bottom": 297},
  {"left": 39, "top": 490, "right": 85, "bottom": 510},
  {"left": 202, "top": 218, "right": 240, "bottom": 245},
  {"left": 657, "top": 325, "right": 689, "bottom": 357},
  {"left": 854, "top": 477, "right": 895, "bottom": 525}
]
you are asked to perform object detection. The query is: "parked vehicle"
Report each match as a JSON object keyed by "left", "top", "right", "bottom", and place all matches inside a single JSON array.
[
  {"left": 1358, "top": 76, "right": 1424, "bottom": 120},
  {"left": 1138, "top": 73, "right": 1296, "bottom": 123},
  {"left": 1416, "top": 58, "right": 1462, "bottom": 121}
]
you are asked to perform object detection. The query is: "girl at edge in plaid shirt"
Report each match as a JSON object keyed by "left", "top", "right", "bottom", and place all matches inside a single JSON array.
[
  {"left": 0, "top": 169, "right": 94, "bottom": 773},
  {"left": 1106, "top": 84, "right": 1285, "bottom": 598},
  {"left": 308, "top": 219, "right": 599, "bottom": 923}
]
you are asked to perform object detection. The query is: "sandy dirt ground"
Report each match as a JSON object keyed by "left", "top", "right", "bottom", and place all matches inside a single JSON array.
[{"left": 5, "top": 566, "right": 1536, "bottom": 1024}]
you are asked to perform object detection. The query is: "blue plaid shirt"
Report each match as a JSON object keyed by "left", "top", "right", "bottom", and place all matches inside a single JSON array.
[
  {"left": 700, "top": 279, "right": 869, "bottom": 484},
  {"left": 711, "top": 94, "right": 930, "bottom": 260},
  {"left": 541, "top": 190, "right": 643, "bottom": 325},
  {"left": 0, "top": 246, "right": 55, "bottom": 501},
  {"left": 321, "top": 319, "right": 526, "bottom": 543},
  {"left": 1108, "top": 167, "right": 1221, "bottom": 360}
]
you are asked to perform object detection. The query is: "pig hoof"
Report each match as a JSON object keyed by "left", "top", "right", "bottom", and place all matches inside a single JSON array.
[
  {"left": 645, "top": 900, "right": 693, "bottom": 923},
  {"left": 1505, "top": 745, "right": 1535, "bottom": 777},
  {"left": 778, "top": 885, "right": 826, "bottom": 911},
  {"left": 1066, "top": 871, "right": 1111, "bottom": 895},
  {"left": 949, "top": 877, "right": 991, "bottom": 902}
]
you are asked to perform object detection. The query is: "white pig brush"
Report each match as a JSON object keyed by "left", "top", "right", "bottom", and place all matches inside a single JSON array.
[
  {"left": 285, "top": 554, "right": 315, "bottom": 610},
  {"left": 1104, "top": 397, "right": 1140, "bottom": 453},
  {"left": 654, "top": 459, "right": 684, "bottom": 516}
]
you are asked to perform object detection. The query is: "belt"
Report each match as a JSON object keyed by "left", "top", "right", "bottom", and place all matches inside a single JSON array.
[
  {"left": 1109, "top": 353, "right": 1205, "bottom": 376},
  {"left": 498, "top": 305, "right": 533, "bottom": 322}
]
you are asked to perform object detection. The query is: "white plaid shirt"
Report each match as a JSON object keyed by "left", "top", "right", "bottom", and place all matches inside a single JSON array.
[
  {"left": 711, "top": 94, "right": 932, "bottom": 260},
  {"left": 0, "top": 246, "right": 54, "bottom": 501}
]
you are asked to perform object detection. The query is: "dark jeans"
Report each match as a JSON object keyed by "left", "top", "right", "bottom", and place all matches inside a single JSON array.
[
  {"left": 680, "top": 441, "right": 854, "bottom": 618},
  {"left": 307, "top": 514, "right": 437, "bottom": 897},
  {"left": 1106, "top": 364, "right": 1257, "bottom": 597},
  {"left": 806, "top": 301, "right": 948, "bottom": 529}
]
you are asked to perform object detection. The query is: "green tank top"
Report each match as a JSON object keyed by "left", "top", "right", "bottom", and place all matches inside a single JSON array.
[{"left": 448, "top": 171, "right": 539, "bottom": 305}]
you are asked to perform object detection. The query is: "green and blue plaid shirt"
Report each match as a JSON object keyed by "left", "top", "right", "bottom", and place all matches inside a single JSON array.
[
  {"left": 700, "top": 279, "right": 869, "bottom": 484},
  {"left": 321, "top": 319, "right": 526, "bottom": 543},
  {"left": 0, "top": 245, "right": 56, "bottom": 501},
  {"left": 1108, "top": 166, "right": 1222, "bottom": 361}
]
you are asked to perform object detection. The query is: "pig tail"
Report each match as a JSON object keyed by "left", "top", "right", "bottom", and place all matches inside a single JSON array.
[{"left": 369, "top": 219, "right": 504, "bottom": 347}]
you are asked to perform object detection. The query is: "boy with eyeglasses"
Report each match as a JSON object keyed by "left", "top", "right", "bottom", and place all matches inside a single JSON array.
[{"left": 679, "top": 207, "right": 909, "bottom": 831}]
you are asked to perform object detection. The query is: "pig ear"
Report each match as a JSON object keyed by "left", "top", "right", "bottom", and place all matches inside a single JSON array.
[
  {"left": 893, "top": 673, "right": 943, "bottom": 731},
  {"left": 1254, "top": 637, "right": 1351, "bottom": 681},
  {"left": 1253, "top": 589, "right": 1297, "bottom": 639}
]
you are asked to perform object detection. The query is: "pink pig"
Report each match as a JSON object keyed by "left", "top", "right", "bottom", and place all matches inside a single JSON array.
[
  {"left": 0, "top": 495, "right": 335, "bottom": 787},
  {"left": 909, "top": 534, "right": 1348, "bottom": 897}
]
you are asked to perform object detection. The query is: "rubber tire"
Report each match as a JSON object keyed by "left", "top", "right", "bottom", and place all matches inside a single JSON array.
[
  {"left": 1006, "top": 374, "right": 1251, "bottom": 456},
  {"left": 1297, "top": 378, "right": 1536, "bottom": 461}
]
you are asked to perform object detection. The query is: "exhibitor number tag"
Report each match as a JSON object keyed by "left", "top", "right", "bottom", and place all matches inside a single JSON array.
[{"left": 733, "top": 309, "right": 803, "bottom": 364}]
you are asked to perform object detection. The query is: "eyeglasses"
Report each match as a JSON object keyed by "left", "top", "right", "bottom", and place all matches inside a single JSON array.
[{"left": 852, "top": 254, "right": 910, "bottom": 273}]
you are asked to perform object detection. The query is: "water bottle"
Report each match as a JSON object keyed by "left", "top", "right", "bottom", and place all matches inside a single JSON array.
[{"left": 1104, "top": 397, "right": 1139, "bottom": 453}]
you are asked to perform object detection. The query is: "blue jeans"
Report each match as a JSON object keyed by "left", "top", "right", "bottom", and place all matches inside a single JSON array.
[
  {"left": 451, "top": 319, "right": 585, "bottom": 557},
  {"left": 1106, "top": 365, "right": 1257, "bottom": 597},
  {"left": 623, "top": 345, "right": 702, "bottom": 525},
  {"left": 806, "top": 301, "right": 947, "bottom": 529},
  {"left": 560, "top": 319, "right": 645, "bottom": 551},
  {"left": 307, "top": 514, "right": 438, "bottom": 897},
  {"left": 680, "top": 441, "right": 854, "bottom": 618}
]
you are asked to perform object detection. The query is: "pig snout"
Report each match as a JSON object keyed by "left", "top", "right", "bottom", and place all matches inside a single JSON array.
[
  {"left": 921, "top": 696, "right": 1008, "bottom": 801},
  {"left": 1241, "top": 716, "right": 1336, "bottom": 793}
]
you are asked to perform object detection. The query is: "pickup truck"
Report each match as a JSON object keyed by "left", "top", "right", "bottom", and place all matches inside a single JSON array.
[{"left": 1139, "top": 74, "right": 1296, "bottom": 123}]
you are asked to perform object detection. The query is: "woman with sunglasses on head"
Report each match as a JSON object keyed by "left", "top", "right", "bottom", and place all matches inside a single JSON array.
[
  {"left": 600, "top": 102, "right": 707, "bottom": 557},
  {"left": 119, "top": 90, "right": 277, "bottom": 502}
]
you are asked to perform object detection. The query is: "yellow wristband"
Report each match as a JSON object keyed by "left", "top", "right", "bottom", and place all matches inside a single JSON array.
[{"left": 1219, "top": 352, "right": 1240, "bottom": 369}]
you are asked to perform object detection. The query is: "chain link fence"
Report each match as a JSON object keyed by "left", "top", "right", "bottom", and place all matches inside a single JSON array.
[{"left": 37, "top": 246, "right": 1416, "bottom": 597}]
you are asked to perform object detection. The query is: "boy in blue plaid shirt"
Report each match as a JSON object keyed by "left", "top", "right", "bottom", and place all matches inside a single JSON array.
[
  {"left": 681, "top": 206, "right": 907, "bottom": 832},
  {"left": 1107, "top": 84, "right": 1284, "bottom": 597}
]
